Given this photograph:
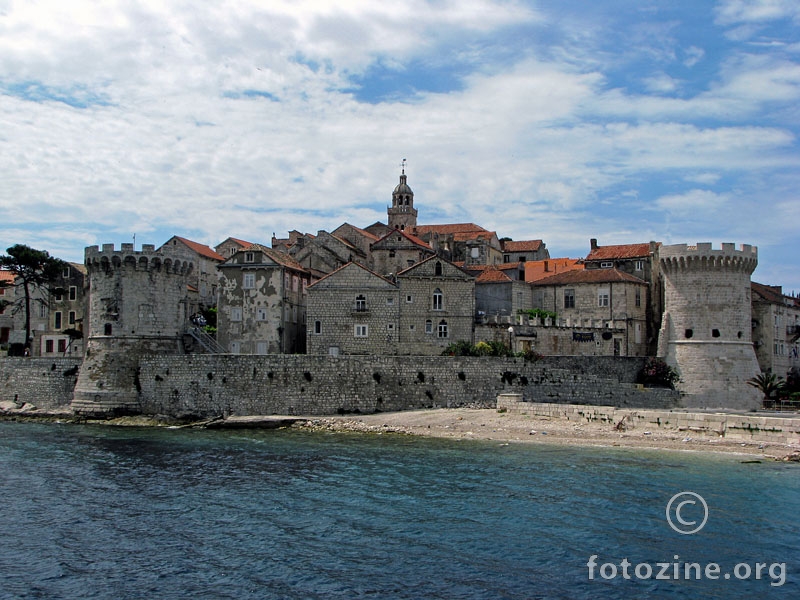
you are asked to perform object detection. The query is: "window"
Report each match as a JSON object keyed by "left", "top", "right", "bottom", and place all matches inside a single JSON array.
[
  {"left": 58, "top": 339, "right": 67, "bottom": 353},
  {"left": 54, "top": 311, "right": 62, "bottom": 330},
  {"left": 230, "top": 307, "right": 242, "bottom": 322},
  {"left": 598, "top": 289, "right": 609, "bottom": 307},
  {"left": 230, "top": 341, "right": 240, "bottom": 354},
  {"left": 389, "top": 250, "right": 396, "bottom": 258},
  {"left": 635, "top": 288, "right": 641, "bottom": 307},
  {"left": 437, "top": 320, "right": 448, "bottom": 338},
  {"left": 600, "top": 262, "right": 613, "bottom": 269},
  {"left": 435, "top": 261, "right": 443, "bottom": 276},
  {"left": 104, "top": 323, "right": 113, "bottom": 336},
  {"left": 256, "top": 341, "right": 268, "bottom": 355},
  {"left": 406, "top": 295, "right": 413, "bottom": 303},
  {"left": 244, "top": 252, "right": 254, "bottom": 263},
  {"left": 355, "top": 324, "right": 368, "bottom": 338},
  {"left": 302, "top": 279, "right": 307, "bottom": 295},
  {"left": 634, "top": 260, "right": 644, "bottom": 271},
  {"left": 62, "top": 267, "right": 70, "bottom": 278},
  {"left": 387, "top": 323, "right": 395, "bottom": 332},
  {"left": 69, "top": 311, "right": 76, "bottom": 325},
  {"left": 54, "top": 289, "right": 63, "bottom": 302},
  {"left": 564, "top": 289, "right": 575, "bottom": 309},
  {"left": 243, "top": 273, "right": 255, "bottom": 289},
  {"left": 292, "top": 306, "right": 297, "bottom": 323},
  {"left": 39, "top": 304, "right": 47, "bottom": 318},
  {"left": 355, "top": 295, "right": 367, "bottom": 312},
  {"left": 45, "top": 339, "right": 54, "bottom": 353},
  {"left": 518, "top": 256, "right": 526, "bottom": 263},
  {"left": 256, "top": 307, "right": 267, "bottom": 321},
  {"left": 314, "top": 320, "right": 322, "bottom": 334},
  {"left": 292, "top": 276, "right": 298, "bottom": 292},
  {"left": 432, "top": 288, "right": 443, "bottom": 310},
  {"left": 69, "top": 286, "right": 77, "bottom": 301},
  {"left": 425, "top": 319, "right": 433, "bottom": 334},
  {"left": 386, "top": 297, "right": 394, "bottom": 306}
]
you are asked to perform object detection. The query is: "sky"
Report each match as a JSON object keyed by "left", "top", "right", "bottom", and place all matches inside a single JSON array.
[{"left": 1, "top": 0, "right": 798, "bottom": 292}]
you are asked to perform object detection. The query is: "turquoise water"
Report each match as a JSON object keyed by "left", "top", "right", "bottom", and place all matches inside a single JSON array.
[{"left": 0, "top": 422, "right": 798, "bottom": 599}]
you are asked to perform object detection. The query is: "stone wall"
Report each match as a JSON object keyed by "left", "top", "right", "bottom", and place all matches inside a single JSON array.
[
  {"left": 135, "top": 355, "right": 680, "bottom": 418},
  {"left": 0, "top": 357, "right": 81, "bottom": 409}
]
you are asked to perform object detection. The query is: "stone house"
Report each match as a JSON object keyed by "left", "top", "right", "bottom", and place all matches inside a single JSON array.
[
  {"left": 0, "top": 270, "right": 14, "bottom": 349},
  {"left": 751, "top": 281, "right": 800, "bottom": 378},
  {"left": 585, "top": 239, "right": 661, "bottom": 352},
  {"left": 290, "top": 230, "right": 368, "bottom": 278},
  {"left": 332, "top": 223, "right": 380, "bottom": 260},
  {"left": 215, "top": 237, "right": 256, "bottom": 260},
  {"left": 501, "top": 239, "right": 549, "bottom": 263},
  {"left": 307, "top": 256, "right": 475, "bottom": 356},
  {"left": 395, "top": 256, "right": 475, "bottom": 355},
  {"left": 470, "top": 267, "right": 533, "bottom": 321},
  {"left": 306, "top": 262, "right": 400, "bottom": 356},
  {"left": 160, "top": 236, "right": 225, "bottom": 309},
  {"left": 217, "top": 244, "right": 311, "bottom": 354},
  {"left": 532, "top": 268, "right": 648, "bottom": 357},
  {"left": 370, "top": 228, "right": 435, "bottom": 278}
]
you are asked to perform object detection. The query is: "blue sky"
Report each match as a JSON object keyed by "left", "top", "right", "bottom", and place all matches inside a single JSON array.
[{"left": 1, "top": 0, "right": 798, "bottom": 292}]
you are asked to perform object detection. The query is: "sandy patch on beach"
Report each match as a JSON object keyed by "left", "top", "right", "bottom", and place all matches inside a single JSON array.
[{"left": 300, "top": 408, "right": 800, "bottom": 460}]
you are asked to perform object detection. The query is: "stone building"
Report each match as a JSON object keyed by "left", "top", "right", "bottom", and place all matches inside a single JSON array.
[
  {"left": 585, "top": 239, "right": 661, "bottom": 352},
  {"left": 370, "top": 227, "right": 435, "bottom": 278},
  {"left": 396, "top": 256, "right": 475, "bottom": 355},
  {"left": 160, "top": 236, "right": 225, "bottom": 309},
  {"left": 501, "top": 239, "right": 549, "bottom": 263},
  {"left": 307, "top": 256, "right": 475, "bottom": 356},
  {"left": 471, "top": 266, "right": 533, "bottom": 322},
  {"left": 290, "top": 230, "right": 368, "bottom": 278},
  {"left": 217, "top": 244, "right": 311, "bottom": 355},
  {"left": 215, "top": 237, "right": 256, "bottom": 260},
  {"left": 751, "top": 281, "right": 800, "bottom": 378},
  {"left": 532, "top": 268, "right": 648, "bottom": 357},
  {"left": 307, "top": 262, "right": 399, "bottom": 356},
  {"left": 0, "top": 270, "right": 13, "bottom": 350},
  {"left": 657, "top": 242, "right": 761, "bottom": 409},
  {"left": 37, "top": 262, "right": 88, "bottom": 358}
]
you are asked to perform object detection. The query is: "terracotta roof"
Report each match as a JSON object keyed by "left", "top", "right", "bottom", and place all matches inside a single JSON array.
[
  {"left": 475, "top": 268, "right": 514, "bottom": 283},
  {"left": 503, "top": 240, "right": 543, "bottom": 252},
  {"left": 0, "top": 270, "right": 14, "bottom": 285},
  {"left": 463, "top": 263, "right": 522, "bottom": 272},
  {"left": 533, "top": 268, "right": 646, "bottom": 286},
  {"left": 172, "top": 236, "right": 226, "bottom": 261},
  {"left": 751, "top": 281, "right": 798, "bottom": 306},
  {"left": 586, "top": 242, "right": 654, "bottom": 261},
  {"left": 415, "top": 223, "right": 488, "bottom": 236},
  {"left": 222, "top": 237, "right": 255, "bottom": 248},
  {"left": 524, "top": 258, "right": 584, "bottom": 282}
]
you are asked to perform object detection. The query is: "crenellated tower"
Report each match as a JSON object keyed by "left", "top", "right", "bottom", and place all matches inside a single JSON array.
[
  {"left": 657, "top": 242, "right": 761, "bottom": 409},
  {"left": 387, "top": 162, "right": 417, "bottom": 232},
  {"left": 72, "top": 243, "right": 195, "bottom": 416}
]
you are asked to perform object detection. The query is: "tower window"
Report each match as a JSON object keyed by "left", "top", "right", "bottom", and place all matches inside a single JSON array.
[{"left": 685, "top": 329, "right": 693, "bottom": 339}]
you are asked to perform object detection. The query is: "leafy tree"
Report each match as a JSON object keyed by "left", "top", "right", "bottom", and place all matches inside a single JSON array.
[
  {"left": 0, "top": 245, "right": 68, "bottom": 352},
  {"left": 62, "top": 327, "right": 83, "bottom": 356},
  {"left": 746, "top": 372, "right": 786, "bottom": 400}
]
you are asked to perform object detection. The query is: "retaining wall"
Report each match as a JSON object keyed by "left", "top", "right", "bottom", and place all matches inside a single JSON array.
[{"left": 0, "top": 358, "right": 82, "bottom": 409}]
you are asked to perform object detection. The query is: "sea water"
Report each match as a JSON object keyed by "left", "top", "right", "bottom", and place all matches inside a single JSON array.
[{"left": 0, "top": 421, "right": 797, "bottom": 599}]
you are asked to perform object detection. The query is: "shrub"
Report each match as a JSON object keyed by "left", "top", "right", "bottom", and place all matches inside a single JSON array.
[{"left": 637, "top": 357, "right": 680, "bottom": 389}]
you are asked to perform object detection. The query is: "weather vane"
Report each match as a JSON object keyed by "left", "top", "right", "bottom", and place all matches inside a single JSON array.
[{"left": 400, "top": 158, "right": 407, "bottom": 174}]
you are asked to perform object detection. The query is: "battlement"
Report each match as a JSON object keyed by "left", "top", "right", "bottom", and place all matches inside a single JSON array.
[
  {"left": 84, "top": 243, "right": 194, "bottom": 275},
  {"left": 659, "top": 242, "right": 757, "bottom": 274}
]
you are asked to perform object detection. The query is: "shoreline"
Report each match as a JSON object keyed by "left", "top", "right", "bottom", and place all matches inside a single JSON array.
[{"left": 3, "top": 404, "right": 800, "bottom": 461}]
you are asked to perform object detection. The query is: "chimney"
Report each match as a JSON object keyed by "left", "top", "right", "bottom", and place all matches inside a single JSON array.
[{"left": 590, "top": 238, "right": 598, "bottom": 250}]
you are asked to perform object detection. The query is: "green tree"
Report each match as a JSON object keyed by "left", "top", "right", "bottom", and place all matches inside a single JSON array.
[
  {"left": 0, "top": 244, "right": 68, "bottom": 352},
  {"left": 746, "top": 372, "right": 786, "bottom": 400}
]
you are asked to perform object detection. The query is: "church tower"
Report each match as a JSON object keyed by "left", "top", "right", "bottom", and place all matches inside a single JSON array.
[{"left": 387, "top": 160, "right": 418, "bottom": 231}]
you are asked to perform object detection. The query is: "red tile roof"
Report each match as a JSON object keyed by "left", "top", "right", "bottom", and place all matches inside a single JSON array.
[
  {"left": 533, "top": 268, "right": 646, "bottom": 286},
  {"left": 415, "top": 223, "right": 488, "bottom": 236},
  {"left": 463, "top": 263, "right": 522, "bottom": 272},
  {"left": 524, "top": 258, "right": 584, "bottom": 282},
  {"left": 503, "top": 240, "right": 543, "bottom": 252},
  {"left": 586, "top": 243, "right": 654, "bottom": 261},
  {"left": 0, "top": 270, "right": 14, "bottom": 286},
  {"left": 475, "top": 268, "right": 514, "bottom": 283},
  {"left": 751, "top": 281, "right": 798, "bottom": 306},
  {"left": 170, "top": 237, "right": 226, "bottom": 261},
  {"left": 375, "top": 228, "right": 433, "bottom": 250},
  {"left": 453, "top": 231, "right": 496, "bottom": 242},
  {"left": 243, "top": 244, "right": 308, "bottom": 272}
]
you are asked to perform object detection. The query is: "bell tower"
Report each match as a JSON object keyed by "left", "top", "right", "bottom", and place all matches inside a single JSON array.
[{"left": 387, "top": 159, "right": 417, "bottom": 231}]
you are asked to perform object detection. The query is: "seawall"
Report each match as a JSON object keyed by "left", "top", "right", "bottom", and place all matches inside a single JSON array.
[
  {"left": 0, "top": 358, "right": 81, "bottom": 410},
  {"left": 136, "top": 355, "right": 679, "bottom": 418}
]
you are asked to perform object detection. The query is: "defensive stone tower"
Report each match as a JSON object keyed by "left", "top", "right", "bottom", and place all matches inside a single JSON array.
[
  {"left": 72, "top": 243, "right": 195, "bottom": 416},
  {"left": 657, "top": 242, "right": 761, "bottom": 410}
]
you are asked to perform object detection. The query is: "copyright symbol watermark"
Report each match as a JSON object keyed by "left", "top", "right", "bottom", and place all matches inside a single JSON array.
[{"left": 666, "top": 492, "right": 708, "bottom": 535}]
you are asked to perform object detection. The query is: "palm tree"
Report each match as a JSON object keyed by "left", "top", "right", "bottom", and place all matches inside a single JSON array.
[{"left": 747, "top": 372, "right": 786, "bottom": 403}]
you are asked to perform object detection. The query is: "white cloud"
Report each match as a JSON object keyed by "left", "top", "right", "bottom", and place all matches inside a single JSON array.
[{"left": 715, "top": 0, "right": 800, "bottom": 25}]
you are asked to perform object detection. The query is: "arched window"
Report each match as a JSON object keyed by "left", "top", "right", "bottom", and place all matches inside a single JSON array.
[
  {"left": 432, "top": 288, "right": 443, "bottom": 310},
  {"left": 425, "top": 319, "right": 433, "bottom": 334},
  {"left": 438, "top": 320, "right": 448, "bottom": 338},
  {"left": 435, "top": 261, "right": 443, "bottom": 276}
]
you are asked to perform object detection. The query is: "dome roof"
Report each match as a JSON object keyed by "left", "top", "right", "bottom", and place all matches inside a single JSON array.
[{"left": 393, "top": 174, "right": 413, "bottom": 196}]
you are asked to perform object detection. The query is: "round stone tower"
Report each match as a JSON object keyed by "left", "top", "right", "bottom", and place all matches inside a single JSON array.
[
  {"left": 72, "top": 243, "right": 194, "bottom": 416},
  {"left": 657, "top": 242, "right": 761, "bottom": 409}
]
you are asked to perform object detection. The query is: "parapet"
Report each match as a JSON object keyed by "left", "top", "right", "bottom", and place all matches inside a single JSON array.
[
  {"left": 84, "top": 243, "right": 193, "bottom": 275},
  {"left": 659, "top": 242, "right": 758, "bottom": 274}
]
